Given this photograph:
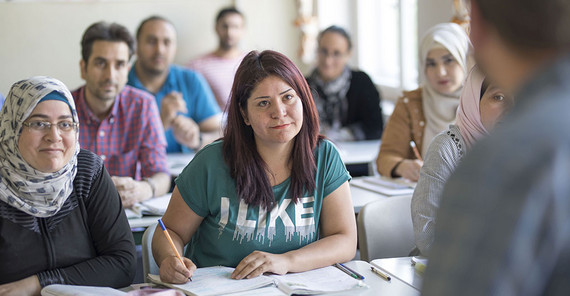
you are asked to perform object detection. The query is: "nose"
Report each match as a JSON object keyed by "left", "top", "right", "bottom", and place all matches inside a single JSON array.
[
  {"left": 270, "top": 101, "right": 287, "bottom": 119},
  {"left": 103, "top": 63, "right": 117, "bottom": 82},
  {"left": 436, "top": 64, "right": 447, "bottom": 76},
  {"left": 44, "top": 124, "right": 63, "bottom": 142}
]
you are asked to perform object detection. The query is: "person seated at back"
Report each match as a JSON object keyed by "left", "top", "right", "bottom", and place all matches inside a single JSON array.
[
  {"left": 376, "top": 23, "right": 471, "bottom": 181},
  {"left": 0, "top": 77, "right": 136, "bottom": 296},
  {"left": 306, "top": 25, "right": 383, "bottom": 142},
  {"left": 187, "top": 7, "right": 247, "bottom": 111},
  {"left": 128, "top": 16, "right": 222, "bottom": 153},
  {"left": 410, "top": 66, "right": 514, "bottom": 256},
  {"left": 73, "top": 21, "right": 170, "bottom": 208},
  {"left": 152, "top": 50, "right": 357, "bottom": 283}
]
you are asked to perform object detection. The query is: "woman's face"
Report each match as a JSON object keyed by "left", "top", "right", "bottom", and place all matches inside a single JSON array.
[
  {"left": 242, "top": 76, "right": 304, "bottom": 149},
  {"left": 425, "top": 48, "right": 465, "bottom": 95},
  {"left": 317, "top": 32, "right": 351, "bottom": 82},
  {"left": 480, "top": 85, "right": 514, "bottom": 131},
  {"left": 18, "top": 100, "right": 77, "bottom": 173}
]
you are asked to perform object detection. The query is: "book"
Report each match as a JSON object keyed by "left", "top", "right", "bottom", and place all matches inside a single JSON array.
[
  {"left": 147, "top": 265, "right": 367, "bottom": 296},
  {"left": 125, "top": 194, "right": 172, "bottom": 218},
  {"left": 350, "top": 176, "right": 416, "bottom": 196}
]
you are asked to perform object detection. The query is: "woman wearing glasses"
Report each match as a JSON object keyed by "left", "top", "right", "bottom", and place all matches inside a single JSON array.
[
  {"left": 0, "top": 77, "right": 136, "bottom": 295},
  {"left": 306, "top": 25, "right": 384, "bottom": 142}
]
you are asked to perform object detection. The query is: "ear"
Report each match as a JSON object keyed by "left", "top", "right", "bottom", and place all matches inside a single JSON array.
[
  {"left": 80, "top": 60, "right": 87, "bottom": 80},
  {"left": 240, "top": 107, "right": 250, "bottom": 125}
]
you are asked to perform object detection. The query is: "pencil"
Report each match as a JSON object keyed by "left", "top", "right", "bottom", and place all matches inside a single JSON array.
[
  {"left": 409, "top": 140, "right": 423, "bottom": 161},
  {"left": 158, "top": 218, "right": 192, "bottom": 281},
  {"left": 339, "top": 263, "right": 365, "bottom": 280},
  {"left": 370, "top": 266, "right": 391, "bottom": 281}
]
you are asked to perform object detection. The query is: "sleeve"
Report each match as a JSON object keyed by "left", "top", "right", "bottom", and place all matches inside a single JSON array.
[
  {"left": 320, "top": 140, "right": 352, "bottom": 198},
  {"left": 349, "top": 72, "right": 384, "bottom": 140},
  {"left": 175, "top": 146, "right": 215, "bottom": 218},
  {"left": 140, "top": 96, "right": 169, "bottom": 177},
  {"left": 185, "top": 71, "right": 221, "bottom": 124},
  {"left": 376, "top": 97, "right": 415, "bottom": 177},
  {"left": 411, "top": 133, "right": 461, "bottom": 256},
  {"left": 38, "top": 162, "right": 136, "bottom": 288}
]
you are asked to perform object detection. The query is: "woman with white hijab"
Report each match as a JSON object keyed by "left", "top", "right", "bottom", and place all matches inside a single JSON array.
[
  {"left": 411, "top": 66, "right": 514, "bottom": 256},
  {"left": 377, "top": 22, "right": 471, "bottom": 181},
  {"left": 0, "top": 77, "right": 136, "bottom": 295}
]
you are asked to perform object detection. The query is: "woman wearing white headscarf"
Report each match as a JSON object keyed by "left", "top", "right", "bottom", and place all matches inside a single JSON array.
[
  {"left": 377, "top": 23, "right": 471, "bottom": 181},
  {"left": 0, "top": 77, "right": 136, "bottom": 295},
  {"left": 411, "top": 66, "right": 514, "bottom": 256}
]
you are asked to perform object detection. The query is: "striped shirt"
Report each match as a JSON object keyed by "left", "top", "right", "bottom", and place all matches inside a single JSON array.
[{"left": 187, "top": 52, "right": 246, "bottom": 110}]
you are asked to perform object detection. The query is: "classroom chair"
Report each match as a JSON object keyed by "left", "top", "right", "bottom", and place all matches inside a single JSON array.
[
  {"left": 142, "top": 223, "right": 160, "bottom": 282},
  {"left": 357, "top": 195, "right": 415, "bottom": 261}
]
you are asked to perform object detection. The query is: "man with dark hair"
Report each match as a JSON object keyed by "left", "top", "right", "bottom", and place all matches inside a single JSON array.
[
  {"left": 187, "top": 7, "right": 247, "bottom": 110},
  {"left": 422, "top": 1, "right": 570, "bottom": 295},
  {"left": 73, "top": 21, "right": 171, "bottom": 208},
  {"left": 128, "top": 16, "right": 221, "bottom": 153}
]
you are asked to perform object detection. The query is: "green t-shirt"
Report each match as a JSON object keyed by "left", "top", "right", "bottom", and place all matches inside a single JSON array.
[{"left": 175, "top": 139, "right": 350, "bottom": 267}]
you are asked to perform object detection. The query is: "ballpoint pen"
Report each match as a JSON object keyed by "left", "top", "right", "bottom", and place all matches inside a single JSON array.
[
  {"left": 370, "top": 266, "right": 391, "bottom": 281},
  {"left": 410, "top": 140, "right": 423, "bottom": 161}
]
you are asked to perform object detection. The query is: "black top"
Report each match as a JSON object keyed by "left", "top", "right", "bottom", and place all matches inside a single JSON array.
[
  {"left": 307, "top": 70, "right": 384, "bottom": 140},
  {"left": 0, "top": 149, "right": 136, "bottom": 288}
]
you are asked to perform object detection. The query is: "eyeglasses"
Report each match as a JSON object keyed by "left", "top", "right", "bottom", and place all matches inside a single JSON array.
[{"left": 22, "top": 121, "right": 79, "bottom": 133}]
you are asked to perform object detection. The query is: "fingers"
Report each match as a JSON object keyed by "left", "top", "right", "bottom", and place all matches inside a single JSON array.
[
  {"left": 160, "top": 256, "right": 195, "bottom": 284},
  {"left": 232, "top": 251, "right": 274, "bottom": 280}
]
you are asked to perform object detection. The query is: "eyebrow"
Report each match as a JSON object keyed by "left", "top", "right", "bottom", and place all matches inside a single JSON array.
[
  {"left": 253, "top": 88, "right": 293, "bottom": 100},
  {"left": 27, "top": 114, "right": 73, "bottom": 120}
]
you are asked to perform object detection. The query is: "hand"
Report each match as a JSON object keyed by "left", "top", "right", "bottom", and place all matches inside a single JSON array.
[
  {"left": 0, "top": 275, "right": 41, "bottom": 296},
  {"left": 160, "top": 91, "right": 187, "bottom": 129},
  {"left": 394, "top": 159, "right": 424, "bottom": 182},
  {"left": 159, "top": 255, "right": 196, "bottom": 284},
  {"left": 171, "top": 116, "right": 201, "bottom": 149},
  {"left": 111, "top": 176, "right": 152, "bottom": 208},
  {"left": 231, "top": 251, "right": 290, "bottom": 279}
]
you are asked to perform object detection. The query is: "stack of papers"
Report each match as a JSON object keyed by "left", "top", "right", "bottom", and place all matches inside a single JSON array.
[
  {"left": 148, "top": 265, "right": 367, "bottom": 295},
  {"left": 350, "top": 176, "right": 416, "bottom": 196}
]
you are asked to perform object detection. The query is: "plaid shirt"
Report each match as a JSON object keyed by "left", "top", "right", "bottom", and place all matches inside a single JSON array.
[{"left": 72, "top": 85, "right": 168, "bottom": 180}]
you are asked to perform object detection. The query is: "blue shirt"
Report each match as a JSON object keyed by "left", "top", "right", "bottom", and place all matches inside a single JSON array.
[
  {"left": 0, "top": 93, "right": 4, "bottom": 108},
  {"left": 128, "top": 65, "right": 221, "bottom": 153}
]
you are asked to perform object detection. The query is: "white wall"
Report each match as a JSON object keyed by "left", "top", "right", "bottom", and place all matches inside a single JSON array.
[
  {"left": 0, "top": 0, "right": 300, "bottom": 95},
  {"left": 417, "top": 0, "right": 454, "bottom": 48}
]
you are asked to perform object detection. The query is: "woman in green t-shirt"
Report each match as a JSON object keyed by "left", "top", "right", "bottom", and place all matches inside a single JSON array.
[{"left": 153, "top": 50, "right": 357, "bottom": 284}]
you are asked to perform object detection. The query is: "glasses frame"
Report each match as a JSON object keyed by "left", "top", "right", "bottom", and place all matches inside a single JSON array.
[{"left": 22, "top": 121, "right": 79, "bottom": 133}]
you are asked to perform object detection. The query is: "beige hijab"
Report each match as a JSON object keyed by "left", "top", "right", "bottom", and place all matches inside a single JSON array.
[{"left": 420, "top": 23, "right": 471, "bottom": 156}]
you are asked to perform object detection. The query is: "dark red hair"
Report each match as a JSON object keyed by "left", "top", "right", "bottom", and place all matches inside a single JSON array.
[{"left": 223, "top": 50, "right": 321, "bottom": 210}]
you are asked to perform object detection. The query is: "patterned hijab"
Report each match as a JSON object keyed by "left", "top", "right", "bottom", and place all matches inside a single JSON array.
[
  {"left": 455, "top": 66, "right": 489, "bottom": 150},
  {"left": 420, "top": 22, "right": 471, "bottom": 156},
  {"left": 0, "top": 76, "right": 80, "bottom": 218}
]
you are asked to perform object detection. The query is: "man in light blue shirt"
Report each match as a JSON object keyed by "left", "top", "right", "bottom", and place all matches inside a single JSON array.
[{"left": 128, "top": 15, "right": 222, "bottom": 153}]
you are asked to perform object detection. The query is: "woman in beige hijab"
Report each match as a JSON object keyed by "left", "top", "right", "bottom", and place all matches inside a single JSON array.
[{"left": 376, "top": 23, "right": 471, "bottom": 181}]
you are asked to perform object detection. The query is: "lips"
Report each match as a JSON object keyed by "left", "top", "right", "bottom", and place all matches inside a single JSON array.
[
  {"left": 271, "top": 123, "right": 291, "bottom": 129},
  {"left": 40, "top": 148, "right": 64, "bottom": 153}
]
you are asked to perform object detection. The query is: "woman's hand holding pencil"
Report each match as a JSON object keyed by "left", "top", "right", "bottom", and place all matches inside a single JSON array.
[{"left": 157, "top": 219, "right": 196, "bottom": 284}]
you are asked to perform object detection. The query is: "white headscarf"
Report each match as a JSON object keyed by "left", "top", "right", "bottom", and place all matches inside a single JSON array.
[
  {"left": 420, "top": 22, "right": 471, "bottom": 156},
  {"left": 0, "top": 76, "right": 80, "bottom": 217}
]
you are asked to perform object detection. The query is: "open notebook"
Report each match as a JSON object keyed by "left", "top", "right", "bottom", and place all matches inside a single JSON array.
[
  {"left": 350, "top": 176, "right": 416, "bottom": 196},
  {"left": 125, "top": 194, "right": 171, "bottom": 218},
  {"left": 147, "top": 265, "right": 367, "bottom": 296}
]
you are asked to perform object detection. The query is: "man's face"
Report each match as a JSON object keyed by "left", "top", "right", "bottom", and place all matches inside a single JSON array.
[
  {"left": 137, "top": 19, "right": 177, "bottom": 75},
  {"left": 216, "top": 13, "right": 245, "bottom": 50},
  {"left": 80, "top": 40, "right": 130, "bottom": 103}
]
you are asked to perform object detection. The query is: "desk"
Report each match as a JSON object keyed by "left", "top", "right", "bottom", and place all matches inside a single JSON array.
[
  {"left": 167, "top": 152, "right": 195, "bottom": 177},
  {"left": 335, "top": 140, "right": 380, "bottom": 165},
  {"left": 370, "top": 256, "right": 424, "bottom": 291}
]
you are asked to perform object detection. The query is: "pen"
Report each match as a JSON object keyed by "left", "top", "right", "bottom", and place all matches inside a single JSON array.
[
  {"left": 158, "top": 218, "right": 192, "bottom": 281},
  {"left": 370, "top": 266, "right": 391, "bottom": 281},
  {"left": 409, "top": 140, "right": 423, "bottom": 161},
  {"left": 334, "top": 263, "right": 365, "bottom": 280}
]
